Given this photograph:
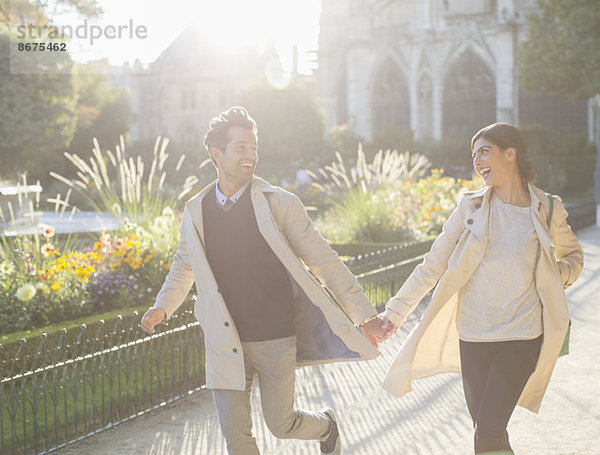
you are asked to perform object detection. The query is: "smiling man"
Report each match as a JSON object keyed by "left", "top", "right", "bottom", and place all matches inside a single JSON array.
[{"left": 141, "top": 106, "right": 395, "bottom": 455}]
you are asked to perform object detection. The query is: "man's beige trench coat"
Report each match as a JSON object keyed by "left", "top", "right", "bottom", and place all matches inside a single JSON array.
[
  {"left": 153, "top": 176, "right": 379, "bottom": 391},
  {"left": 382, "top": 183, "right": 584, "bottom": 413}
]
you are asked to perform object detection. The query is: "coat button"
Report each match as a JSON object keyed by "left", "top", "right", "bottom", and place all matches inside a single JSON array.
[
  {"left": 467, "top": 219, "right": 474, "bottom": 225},
  {"left": 232, "top": 348, "right": 238, "bottom": 353},
  {"left": 474, "top": 203, "right": 481, "bottom": 209},
  {"left": 224, "top": 321, "right": 229, "bottom": 327}
]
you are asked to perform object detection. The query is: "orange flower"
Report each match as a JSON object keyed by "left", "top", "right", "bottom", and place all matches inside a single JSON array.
[
  {"left": 41, "top": 243, "right": 58, "bottom": 257},
  {"left": 113, "top": 237, "right": 126, "bottom": 249},
  {"left": 40, "top": 224, "right": 55, "bottom": 238}
]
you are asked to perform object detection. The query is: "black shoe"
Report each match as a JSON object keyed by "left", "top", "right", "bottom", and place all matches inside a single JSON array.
[{"left": 320, "top": 408, "right": 342, "bottom": 454}]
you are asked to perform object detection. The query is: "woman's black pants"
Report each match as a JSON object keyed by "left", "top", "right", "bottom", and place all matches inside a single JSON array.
[{"left": 459, "top": 336, "right": 542, "bottom": 454}]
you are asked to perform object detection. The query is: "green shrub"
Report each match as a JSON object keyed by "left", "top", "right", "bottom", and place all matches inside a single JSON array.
[
  {"left": 316, "top": 189, "right": 414, "bottom": 243},
  {"left": 307, "top": 147, "right": 480, "bottom": 243}
]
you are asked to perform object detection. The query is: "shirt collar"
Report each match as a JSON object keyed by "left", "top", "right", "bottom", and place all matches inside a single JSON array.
[{"left": 215, "top": 180, "right": 250, "bottom": 206}]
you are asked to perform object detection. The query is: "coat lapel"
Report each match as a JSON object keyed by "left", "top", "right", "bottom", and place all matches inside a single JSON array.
[
  {"left": 463, "top": 186, "right": 491, "bottom": 242},
  {"left": 528, "top": 184, "right": 554, "bottom": 261},
  {"left": 185, "top": 180, "right": 217, "bottom": 248}
]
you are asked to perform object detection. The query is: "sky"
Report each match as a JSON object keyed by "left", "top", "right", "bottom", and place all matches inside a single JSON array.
[{"left": 50, "top": 0, "right": 322, "bottom": 73}]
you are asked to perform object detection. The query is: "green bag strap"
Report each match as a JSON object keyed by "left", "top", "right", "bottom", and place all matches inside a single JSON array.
[{"left": 546, "top": 193, "right": 554, "bottom": 229}]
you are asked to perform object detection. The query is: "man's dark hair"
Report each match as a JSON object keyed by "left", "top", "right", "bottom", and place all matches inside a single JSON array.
[{"left": 203, "top": 106, "right": 258, "bottom": 155}]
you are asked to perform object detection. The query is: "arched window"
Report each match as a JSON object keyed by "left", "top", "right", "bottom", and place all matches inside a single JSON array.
[
  {"left": 442, "top": 50, "right": 495, "bottom": 139},
  {"left": 418, "top": 75, "right": 433, "bottom": 139},
  {"left": 372, "top": 60, "right": 410, "bottom": 137}
]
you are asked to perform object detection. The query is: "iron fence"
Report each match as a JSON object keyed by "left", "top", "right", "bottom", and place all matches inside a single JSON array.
[
  {"left": 1, "top": 310, "right": 205, "bottom": 455},
  {"left": 345, "top": 239, "right": 434, "bottom": 275},
  {"left": 355, "top": 256, "right": 425, "bottom": 311}
]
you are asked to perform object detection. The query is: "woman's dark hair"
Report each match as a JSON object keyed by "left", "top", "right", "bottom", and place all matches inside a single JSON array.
[
  {"left": 471, "top": 122, "right": 537, "bottom": 182},
  {"left": 203, "top": 106, "right": 258, "bottom": 154}
]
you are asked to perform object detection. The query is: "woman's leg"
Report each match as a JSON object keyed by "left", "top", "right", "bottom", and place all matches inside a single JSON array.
[
  {"left": 459, "top": 339, "right": 496, "bottom": 427},
  {"left": 472, "top": 337, "right": 542, "bottom": 454}
]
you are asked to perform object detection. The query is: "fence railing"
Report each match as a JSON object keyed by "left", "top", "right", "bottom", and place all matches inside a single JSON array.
[
  {"left": 1, "top": 309, "right": 205, "bottom": 455},
  {"left": 345, "top": 239, "right": 434, "bottom": 275},
  {"left": 0, "top": 200, "right": 595, "bottom": 454}
]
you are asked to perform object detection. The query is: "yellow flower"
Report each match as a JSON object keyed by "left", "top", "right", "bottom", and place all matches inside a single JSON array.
[
  {"left": 75, "top": 266, "right": 94, "bottom": 282},
  {"left": 51, "top": 282, "right": 60, "bottom": 291},
  {"left": 16, "top": 283, "right": 36, "bottom": 302}
]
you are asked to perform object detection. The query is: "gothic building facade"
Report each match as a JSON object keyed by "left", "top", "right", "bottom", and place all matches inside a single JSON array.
[
  {"left": 317, "top": 0, "right": 593, "bottom": 142},
  {"left": 125, "top": 26, "right": 275, "bottom": 145}
]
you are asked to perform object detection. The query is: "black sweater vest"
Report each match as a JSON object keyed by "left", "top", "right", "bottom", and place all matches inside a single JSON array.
[{"left": 202, "top": 185, "right": 295, "bottom": 342}]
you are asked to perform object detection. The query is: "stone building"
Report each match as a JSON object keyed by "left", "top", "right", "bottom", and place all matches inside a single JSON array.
[
  {"left": 126, "top": 25, "right": 276, "bottom": 144},
  {"left": 317, "top": 0, "right": 594, "bottom": 142}
]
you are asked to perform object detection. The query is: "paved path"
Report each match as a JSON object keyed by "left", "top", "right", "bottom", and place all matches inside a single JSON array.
[{"left": 62, "top": 227, "right": 600, "bottom": 455}]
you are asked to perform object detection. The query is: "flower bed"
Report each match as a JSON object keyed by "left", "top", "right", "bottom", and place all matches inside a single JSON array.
[{"left": 0, "top": 208, "right": 181, "bottom": 336}]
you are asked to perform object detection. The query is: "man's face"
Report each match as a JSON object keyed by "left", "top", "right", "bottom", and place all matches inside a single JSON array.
[{"left": 213, "top": 126, "right": 258, "bottom": 185}]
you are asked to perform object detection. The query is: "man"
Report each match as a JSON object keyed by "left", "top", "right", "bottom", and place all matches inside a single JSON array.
[{"left": 141, "top": 106, "right": 395, "bottom": 454}]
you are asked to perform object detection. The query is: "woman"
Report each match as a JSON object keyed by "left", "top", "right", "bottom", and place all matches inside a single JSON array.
[{"left": 381, "top": 123, "right": 583, "bottom": 454}]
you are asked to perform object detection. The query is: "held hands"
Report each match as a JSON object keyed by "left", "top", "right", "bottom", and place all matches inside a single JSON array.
[
  {"left": 360, "top": 316, "right": 398, "bottom": 347},
  {"left": 141, "top": 307, "right": 166, "bottom": 334}
]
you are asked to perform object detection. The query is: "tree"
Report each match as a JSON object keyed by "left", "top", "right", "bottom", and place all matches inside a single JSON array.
[
  {"left": 241, "top": 78, "right": 326, "bottom": 182},
  {"left": 0, "top": 31, "right": 78, "bottom": 184},
  {"left": 68, "top": 70, "right": 132, "bottom": 158},
  {"left": 0, "top": 0, "right": 103, "bottom": 185},
  {"left": 0, "top": 0, "right": 102, "bottom": 26},
  {"left": 518, "top": 0, "right": 600, "bottom": 203}
]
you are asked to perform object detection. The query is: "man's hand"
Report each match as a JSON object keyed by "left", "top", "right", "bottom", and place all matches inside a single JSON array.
[
  {"left": 360, "top": 317, "right": 386, "bottom": 347},
  {"left": 360, "top": 316, "right": 398, "bottom": 347},
  {"left": 141, "top": 307, "right": 166, "bottom": 334}
]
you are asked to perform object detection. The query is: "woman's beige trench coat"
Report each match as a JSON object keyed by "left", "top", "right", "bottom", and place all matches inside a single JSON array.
[
  {"left": 382, "top": 183, "right": 583, "bottom": 413},
  {"left": 152, "top": 177, "right": 379, "bottom": 391}
]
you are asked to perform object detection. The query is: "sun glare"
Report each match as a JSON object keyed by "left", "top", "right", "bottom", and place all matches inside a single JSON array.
[
  {"left": 47, "top": 0, "right": 320, "bottom": 73},
  {"left": 187, "top": 0, "right": 271, "bottom": 52}
]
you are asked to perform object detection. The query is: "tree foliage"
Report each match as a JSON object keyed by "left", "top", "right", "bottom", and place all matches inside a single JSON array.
[
  {"left": 241, "top": 78, "right": 326, "bottom": 181},
  {"left": 518, "top": 0, "right": 600, "bottom": 100},
  {"left": 0, "top": 31, "right": 77, "bottom": 183},
  {"left": 68, "top": 70, "right": 132, "bottom": 158},
  {"left": 0, "top": 0, "right": 102, "bottom": 26}
]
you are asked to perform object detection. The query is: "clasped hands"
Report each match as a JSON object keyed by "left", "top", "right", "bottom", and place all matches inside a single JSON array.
[
  {"left": 141, "top": 307, "right": 399, "bottom": 348},
  {"left": 360, "top": 314, "right": 398, "bottom": 347}
]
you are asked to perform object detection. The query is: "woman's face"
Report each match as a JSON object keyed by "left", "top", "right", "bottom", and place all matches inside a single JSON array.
[{"left": 471, "top": 137, "right": 517, "bottom": 187}]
